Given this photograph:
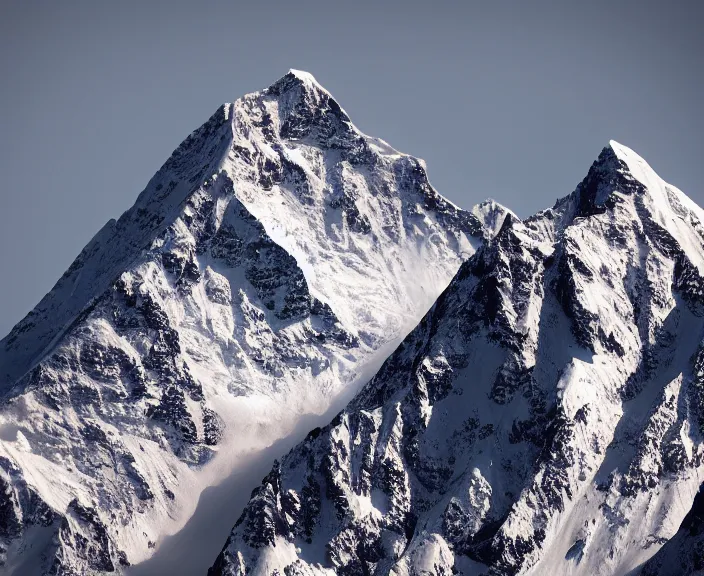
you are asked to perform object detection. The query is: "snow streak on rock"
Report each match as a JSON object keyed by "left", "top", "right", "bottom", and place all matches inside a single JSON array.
[
  {"left": 0, "top": 71, "right": 491, "bottom": 574},
  {"left": 210, "top": 142, "right": 704, "bottom": 576}
]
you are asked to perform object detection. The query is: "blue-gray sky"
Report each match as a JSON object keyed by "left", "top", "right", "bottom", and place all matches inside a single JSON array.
[{"left": 0, "top": 0, "right": 702, "bottom": 338}]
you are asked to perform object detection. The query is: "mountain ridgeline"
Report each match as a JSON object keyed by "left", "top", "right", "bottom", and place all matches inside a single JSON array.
[
  {"left": 209, "top": 141, "right": 704, "bottom": 576},
  {"left": 0, "top": 71, "right": 702, "bottom": 576}
]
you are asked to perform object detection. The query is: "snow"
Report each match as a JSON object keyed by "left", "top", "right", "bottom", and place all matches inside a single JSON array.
[
  {"left": 288, "top": 69, "right": 318, "bottom": 85},
  {"left": 610, "top": 139, "right": 704, "bottom": 272}
]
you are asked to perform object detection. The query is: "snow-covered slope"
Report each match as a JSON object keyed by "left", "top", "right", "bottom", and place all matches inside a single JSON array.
[
  {"left": 209, "top": 141, "right": 704, "bottom": 576},
  {"left": 640, "top": 483, "right": 704, "bottom": 575},
  {"left": 0, "top": 71, "right": 495, "bottom": 574}
]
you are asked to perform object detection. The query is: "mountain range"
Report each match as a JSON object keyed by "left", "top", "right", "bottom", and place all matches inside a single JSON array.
[{"left": 0, "top": 71, "right": 702, "bottom": 576}]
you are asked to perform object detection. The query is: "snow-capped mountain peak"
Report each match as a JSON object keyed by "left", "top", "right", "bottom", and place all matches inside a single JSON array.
[
  {"left": 209, "top": 140, "right": 704, "bottom": 576},
  {"left": 0, "top": 71, "right": 502, "bottom": 575},
  {"left": 286, "top": 68, "right": 319, "bottom": 84},
  {"left": 471, "top": 198, "right": 517, "bottom": 239},
  {"left": 606, "top": 139, "right": 704, "bottom": 270}
]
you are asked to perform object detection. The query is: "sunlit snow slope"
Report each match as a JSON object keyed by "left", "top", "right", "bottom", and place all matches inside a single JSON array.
[
  {"left": 210, "top": 142, "right": 704, "bottom": 576},
  {"left": 0, "top": 71, "right": 500, "bottom": 574}
]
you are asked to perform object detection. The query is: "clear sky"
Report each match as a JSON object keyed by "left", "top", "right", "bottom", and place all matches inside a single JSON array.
[{"left": 0, "top": 0, "right": 702, "bottom": 338}]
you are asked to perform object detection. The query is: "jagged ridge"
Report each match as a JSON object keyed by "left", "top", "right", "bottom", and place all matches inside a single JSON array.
[{"left": 210, "top": 141, "right": 704, "bottom": 576}]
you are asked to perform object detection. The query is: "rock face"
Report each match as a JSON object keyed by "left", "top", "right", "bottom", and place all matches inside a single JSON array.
[
  {"left": 0, "top": 71, "right": 493, "bottom": 574},
  {"left": 210, "top": 141, "right": 704, "bottom": 576}
]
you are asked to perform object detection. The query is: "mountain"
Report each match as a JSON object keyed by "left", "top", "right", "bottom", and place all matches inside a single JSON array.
[
  {"left": 0, "top": 71, "right": 498, "bottom": 574},
  {"left": 209, "top": 141, "right": 704, "bottom": 576}
]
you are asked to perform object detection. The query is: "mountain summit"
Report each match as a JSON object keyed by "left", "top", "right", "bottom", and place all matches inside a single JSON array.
[
  {"left": 209, "top": 140, "right": 704, "bottom": 576},
  {"left": 0, "top": 71, "right": 500, "bottom": 574}
]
